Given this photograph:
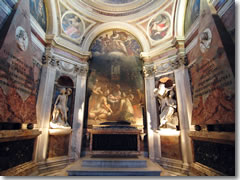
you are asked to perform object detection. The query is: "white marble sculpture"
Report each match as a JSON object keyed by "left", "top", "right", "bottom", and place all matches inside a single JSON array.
[
  {"left": 50, "top": 88, "right": 72, "bottom": 128},
  {"left": 154, "top": 82, "right": 178, "bottom": 129}
]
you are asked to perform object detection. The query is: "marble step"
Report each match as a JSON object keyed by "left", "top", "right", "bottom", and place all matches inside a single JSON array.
[
  {"left": 38, "top": 157, "right": 74, "bottom": 175},
  {"left": 68, "top": 170, "right": 161, "bottom": 176},
  {"left": 82, "top": 159, "right": 147, "bottom": 168},
  {"left": 67, "top": 158, "right": 161, "bottom": 176}
]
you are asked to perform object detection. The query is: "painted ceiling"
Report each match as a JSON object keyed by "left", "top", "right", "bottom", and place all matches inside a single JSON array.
[
  {"left": 51, "top": 0, "right": 182, "bottom": 58},
  {"left": 65, "top": 0, "right": 169, "bottom": 19}
]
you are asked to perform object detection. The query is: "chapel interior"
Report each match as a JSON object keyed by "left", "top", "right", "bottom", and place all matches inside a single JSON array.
[{"left": 0, "top": 0, "right": 235, "bottom": 176}]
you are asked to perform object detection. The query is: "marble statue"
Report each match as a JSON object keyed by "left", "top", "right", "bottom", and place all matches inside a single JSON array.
[
  {"left": 50, "top": 88, "right": 72, "bottom": 128},
  {"left": 154, "top": 82, "right": 178, "bottom": 129}
]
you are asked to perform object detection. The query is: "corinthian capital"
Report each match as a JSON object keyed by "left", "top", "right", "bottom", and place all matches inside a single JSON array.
[
  {"left": 74, "top": 65, "right": 89, "bottom": 76},
  {"left": 143, "top": 63, "right": 156, "bottom": 78},
  {"left": 42, "top": 47, "right": 57, "bottom": 67}
]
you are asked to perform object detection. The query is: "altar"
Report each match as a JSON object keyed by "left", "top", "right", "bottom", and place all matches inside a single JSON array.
[{"left": 88, "top": 125, "right": 142, "bottom": 156}]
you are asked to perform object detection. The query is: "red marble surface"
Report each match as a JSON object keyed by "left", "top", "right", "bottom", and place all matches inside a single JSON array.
[
  {"left": 187, "top": 1, "right": 234, "bottom": 125},
  {"left": 47, "top": 135, "right": 70, "bottom": 158},
  {"left": 0, "top": 88, "right": 37, "bottom": 123},
  {"left": 160, "top": 135, "right": 182, "bottom": 160},
  {"left": 0, "top": 0, "right": 41, "bottom": 124}
]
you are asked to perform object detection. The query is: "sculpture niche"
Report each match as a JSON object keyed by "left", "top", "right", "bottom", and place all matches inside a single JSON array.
[
  {"left": 50, "top": 88, "right": 72, "bottom": 129},
  {"left": 154, "top": 78, "right": 178, "bottom": 129}
]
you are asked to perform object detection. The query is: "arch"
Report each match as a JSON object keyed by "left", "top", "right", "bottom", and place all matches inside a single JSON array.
[
  {"left": 174, "top": 0, "right": 188, "bottom": 38},
  {"left": 82, "top": 22, "right": 150, "bottom": 52},
  {"left": 45, "top": 0, "right": 58, "bottom": 35},
  {"left": 57, "top": 76, "right": 74, "bottom": 87}
]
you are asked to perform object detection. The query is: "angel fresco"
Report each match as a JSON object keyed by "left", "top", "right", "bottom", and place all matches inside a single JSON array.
[
  {"left": 90, "top": 30, "right": 141, "bottom": 56},
  {"left": 62, "top": 13, "right": 84, "bottom": 39},
  {"left": 149, "top": 14, "right": 170, "bottom": 41}
]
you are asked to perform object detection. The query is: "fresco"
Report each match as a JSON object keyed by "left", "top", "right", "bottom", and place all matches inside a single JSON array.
[
  {"left": 149, "top": 13, "right": 170, "bottom": 41},
  {"left": 184, "top": 0, "right": 200, "bottom": 34},
  {"left": 87, "top": 30, "right": 144, "bottom": 127},
  {"left": 62, "top": 13, "right": 84, "bottom": 39},
  {"left": 30, "top": 0, "right": 47, "bottom": 31}
]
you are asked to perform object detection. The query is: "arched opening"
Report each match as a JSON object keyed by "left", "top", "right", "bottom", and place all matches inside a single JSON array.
[
  {"left": 82, "top": 29, "right": 147, "bottom": 156},
  {"left": 57, "top": 76, "right": 74, "bottom": 87}
]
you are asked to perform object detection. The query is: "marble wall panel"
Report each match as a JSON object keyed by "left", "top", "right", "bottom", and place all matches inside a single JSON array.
[
  {"left": 0, "top": 0, "right": 41, "bottom": 124},
  {"left": 187, "top": 0, "right": 234, "bottom": 125},
  {"left": 47, "top": 134, "right": 70, "bottom": 158},
  {"left": 160, "top": 135, "right": 182, "bottom": 160}
]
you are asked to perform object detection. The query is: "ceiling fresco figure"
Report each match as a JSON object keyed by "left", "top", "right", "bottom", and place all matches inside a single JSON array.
[
  {"left": 149, "top": 13, "right": 170, "bottom": 41},
  {"left": 62, "top": 13, "right": 84, "bottom": 39}
]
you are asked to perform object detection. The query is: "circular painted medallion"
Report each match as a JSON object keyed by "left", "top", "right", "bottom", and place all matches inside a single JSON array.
[
  {"left": 62, "top": 13, "right": 84, "bottom": 39},
  {"left": 149, "top": 13, "right": 170, "bottom": 41},
  {"left": 15, "top": 26, "right": 28, "bottom": 51}
]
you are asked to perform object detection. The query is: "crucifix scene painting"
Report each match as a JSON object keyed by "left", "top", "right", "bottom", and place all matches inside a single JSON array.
[{"left": 87, "top": 30, "right": 144, "bottom": 127}]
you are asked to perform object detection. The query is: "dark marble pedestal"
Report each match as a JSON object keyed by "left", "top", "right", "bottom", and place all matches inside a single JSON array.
[{"left": 88, "top": 126, "right": 142, "bottom": 156}]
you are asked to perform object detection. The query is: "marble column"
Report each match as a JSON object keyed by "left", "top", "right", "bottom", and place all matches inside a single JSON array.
[
  {"left": 35, "top": 47, "right": 57, "bottom": 162},
  {"left": 70, "top": 65, "right": 89, "bottom": 160},
  {"left": 174, "top": 65, "right": 193, "bottom": 166},
  {"left": 143, "top": 63, "right": 161, "bottom": 161}
]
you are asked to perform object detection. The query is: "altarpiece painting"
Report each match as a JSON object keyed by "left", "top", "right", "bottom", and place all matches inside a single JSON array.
[{"left": 87, "top": 30, "right": 144, "bottom": 128}]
